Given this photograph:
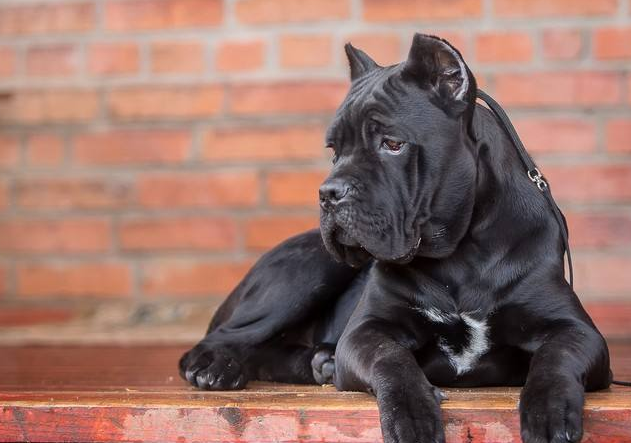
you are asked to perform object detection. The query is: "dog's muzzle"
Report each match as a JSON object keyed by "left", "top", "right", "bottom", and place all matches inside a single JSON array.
[{"left": 319, "top": 178, "right": 351, "bottom": 212}]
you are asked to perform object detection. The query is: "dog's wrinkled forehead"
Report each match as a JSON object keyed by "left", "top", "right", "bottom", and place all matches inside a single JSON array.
[
  {"left": 342, "top": 66, "right": 405, "bottom": 115},
  {"left": 328, "top": 33, "right": 476, "bottom": 143},
  {"left": 326, "top": 64, "right": 449, "bottom": 145},
  {"left": 327, "top": 66, "right": 399, "bottom": 135}
]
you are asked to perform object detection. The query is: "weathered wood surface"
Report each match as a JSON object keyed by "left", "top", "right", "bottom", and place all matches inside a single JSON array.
[{"left": 0, "top": 343, "right": 630, "bottom": 442}]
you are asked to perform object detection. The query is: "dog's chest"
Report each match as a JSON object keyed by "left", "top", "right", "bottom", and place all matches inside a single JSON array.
[{"left": 418, "top": 307, "right": 491, "bottom": 375}]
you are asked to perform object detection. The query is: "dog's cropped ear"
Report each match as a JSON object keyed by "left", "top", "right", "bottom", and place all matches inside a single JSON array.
[
  {"left": 402, "top": 33, "right": 476, "bottom": 114},
  {"left": 345, "top": 43, "right": 379, "bottom": 81}
]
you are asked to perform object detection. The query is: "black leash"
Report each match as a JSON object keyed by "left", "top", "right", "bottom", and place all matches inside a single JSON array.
[
  {"left": 476, "top": 89, "right": 573, "bottom": 289},
  {"left": 476, "top": 90, "right": 631, "bottom": 388}
]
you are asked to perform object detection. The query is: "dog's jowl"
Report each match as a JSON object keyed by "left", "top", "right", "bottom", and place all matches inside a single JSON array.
[{"left": 180, "top": 34, "right": 611, "bottom": 443}]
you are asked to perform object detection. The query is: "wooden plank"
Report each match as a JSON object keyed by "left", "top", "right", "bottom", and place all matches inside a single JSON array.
[
  {"left": 1, "top": 405, "right": 630, "bottom": 442},
  {"left": 1, "top": 385, "right": 631, "bottom": 410},
  {"left": 0, "top": 344, "right": 630, "bottom": 442}
]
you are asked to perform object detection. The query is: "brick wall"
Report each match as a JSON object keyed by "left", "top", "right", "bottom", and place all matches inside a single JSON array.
[{"left": 0, "top": 0, "right": 630, "bottom": 325}]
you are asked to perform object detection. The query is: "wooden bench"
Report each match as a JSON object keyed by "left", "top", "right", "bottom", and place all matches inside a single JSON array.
[{"left": 1, "top": 343, "right": 630, "bottom": 442}]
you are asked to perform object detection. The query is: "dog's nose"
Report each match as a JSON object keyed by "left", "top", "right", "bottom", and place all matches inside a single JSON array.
[{"left": 319, "top": 179, "right": 350, "bottom": 210}]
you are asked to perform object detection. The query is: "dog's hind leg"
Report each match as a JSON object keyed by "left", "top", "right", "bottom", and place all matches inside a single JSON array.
[
  {"left": 179, "top": 342, "right": 326, "bottom": 389},
  {"left": 233, "top": 270, "right": 368, "bottom": 386},
  {"left": 244, "top": 342, "right": 336, "bottom": 385},
  {"left": 179, "top": 229, "right": 360, "bottom": 390}
]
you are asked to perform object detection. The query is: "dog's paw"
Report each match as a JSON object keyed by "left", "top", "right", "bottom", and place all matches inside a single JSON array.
[
  {"left": 378, "top": 384, "right": 445, "bottom": 443},
  {"left": 374, "top": 364, "right": 445, "bottom": 443},
  {"left": 179, "top": 343, "right": 247, "bottom": 390},
  {"left": 311, "top": 344, "right": 336, "bottom": 385},
  {"left": 519, "top": 376, "right": 584, "bottom": 443}
]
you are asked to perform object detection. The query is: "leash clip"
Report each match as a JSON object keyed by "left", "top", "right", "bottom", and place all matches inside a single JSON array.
[{"left": 527, "top": 168, "right": 548, "bottom": 191}]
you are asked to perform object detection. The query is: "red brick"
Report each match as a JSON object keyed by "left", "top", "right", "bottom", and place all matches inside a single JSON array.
[
  {"left": 0, "top": 47, "right": 16, "bottom": 77},
  {"left": 105, "top": 0, "right": 222, "bottom": 31},
  {"left": 566, "top": 211, "right": 631, "bottom": 248},
  {"left": 0, "top": 307, "right": 76, "bottom": 327},
  {"left": 574, "top": 255, "right": 631, "bottom": 295},
  {"left": 344, "top": 33, "right": 402, "bottom": 66},
  {"left": 107, "top": 86, "right": 224, "bottom": 120},
  {"left": 494, "top": 0, "right": 617, "bottom": 17},
  {"left": 475, "top": 32, "right": 533, "bottom": 63},
  {"left": 0, "top": 2, "right": 94, "bottom": 35},
  {"left": 15, "top": 178, "right": 133, "bottom": 210},
  {"left": 513, "top": 118, "right": 596, "bottom": 153},
  {"left": 137, "top": 172, "right": 259, "bottom": 208},
  {"left": 280, "top": 35, "right": 332, "bottom": 68},
  {"left": 0, "top": 265, "right": 5, "bottom": 296},
  {"left": 26, "top": 45, "right": 79, "bottom": 77},
  {"left": 542, "top": 29, "right": 583, "bottom": 60},
  {"left": 235, "top": 0, "right": 349, "bottom": 24},
  {"left": 606, "top": 119, "right": 631, "bottom": 153},
  {"left": 363, "top": 0, "right": 482, "bottom": 21},
  {"left": 0, "top": 179, "right": 8, "bottom": 211},
  {"left": 88, "top": 42, "right": 139, "bottom": 75},
  {"left": 0, "top": 90, "right": 98, "bottom": 124},
  {"left": 475, "top": 74, "right": 491, "bottom": 90},
  {"left": 73, "top": 130, "right": 190, "bottom": 166},
  {"left": 215, "top": 40, "right": 265, "bottom": 72},
  {"left": 544, "top": 164, "right": 631, "bottom": 203},
  {"left": 245, "top": 215, "right": 319, "bottom": 250},
  {"left": 594, "top": 28, "right": 631, "bottom": 60},
  {"left": 0, "top": 135, "right": 20, "bottom": 169},
  {"left": 151, "top": 41, "right": 204, "bottom": 73},
  {"left": 229, "top": 81, "right": 347, "bottom": 115},
  {"left": 0, "top": 219, "right": 111, "bottom": 254},
  {"left": 584, "top": 302, "right": 631, "bottom": 338},
  {"left": 25, "top": 134, "right": 65, "bottom": 167},
  {"left": 267, "top": 169, "right": 327, "bottom": 207},
  {"left": 202, "top": 125, "right": 324, "bottom": 162},
  {"left": 17, "top": 262, "right": 131, "bottom": 298},
  {"left": 142, "top": 259, "right": 254, "bottom": 296},
  {"left": 119, "top": 217, "right": 237, "bottom": 252},
  {"left": 494, "top": 72, "right": 622, "bottom": 107}
]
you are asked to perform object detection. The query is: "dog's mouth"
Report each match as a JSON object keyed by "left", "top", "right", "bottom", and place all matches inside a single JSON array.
[
  {"left": 323, "top": 223, "right": 423, "bottom": 267},
  {"left": 323, "top": 226, "right": 372, "bottom": 268},
  {"left": 334, "top": 228, "right": 361, "bottom": 248},
  {"left": 320, "top": 207, "right": 426, "bottom": 266}
]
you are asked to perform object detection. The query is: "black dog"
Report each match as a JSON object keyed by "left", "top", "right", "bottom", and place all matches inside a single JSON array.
[{"left": 180, "top": 34, "right": 611, "bottom": 443}]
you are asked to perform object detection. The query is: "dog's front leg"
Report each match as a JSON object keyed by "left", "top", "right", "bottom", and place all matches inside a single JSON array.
[
  {"left": 519, "top": 321, "right": 610, "bottom": 443},
  {"left": 335, "top": 320, "right": 444, "bottom": 443}
]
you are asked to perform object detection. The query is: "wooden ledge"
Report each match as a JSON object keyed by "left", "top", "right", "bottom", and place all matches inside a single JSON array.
[{"left": 1, "top": 344, "right": 630, "bottom": 442}]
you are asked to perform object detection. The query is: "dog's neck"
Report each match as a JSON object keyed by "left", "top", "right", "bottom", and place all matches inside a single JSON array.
[
  {"left": 460, "top": 103, "right": 565, "bottom": 267},
  {"left": 470, "top": 104, "right": 548, "bottom": 222},
  {"left": 402, "top": 104, "right": 567, "bottom": 298}
]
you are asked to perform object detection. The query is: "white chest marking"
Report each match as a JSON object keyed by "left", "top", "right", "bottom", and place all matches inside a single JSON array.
[
  {"left": 419, "top": 308, "right": 490, "bottom": 375},
  {"left": 422, "top": 307, "right": 458, "bottom": 324}
]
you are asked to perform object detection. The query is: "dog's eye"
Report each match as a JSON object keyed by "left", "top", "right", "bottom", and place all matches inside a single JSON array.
[{"left": 381, "top": 138, "right": 404, "bottom": 154}]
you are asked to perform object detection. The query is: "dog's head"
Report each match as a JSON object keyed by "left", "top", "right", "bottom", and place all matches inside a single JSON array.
[{"left": 319, "top": 34, "right": 479, "bottom": 267}]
